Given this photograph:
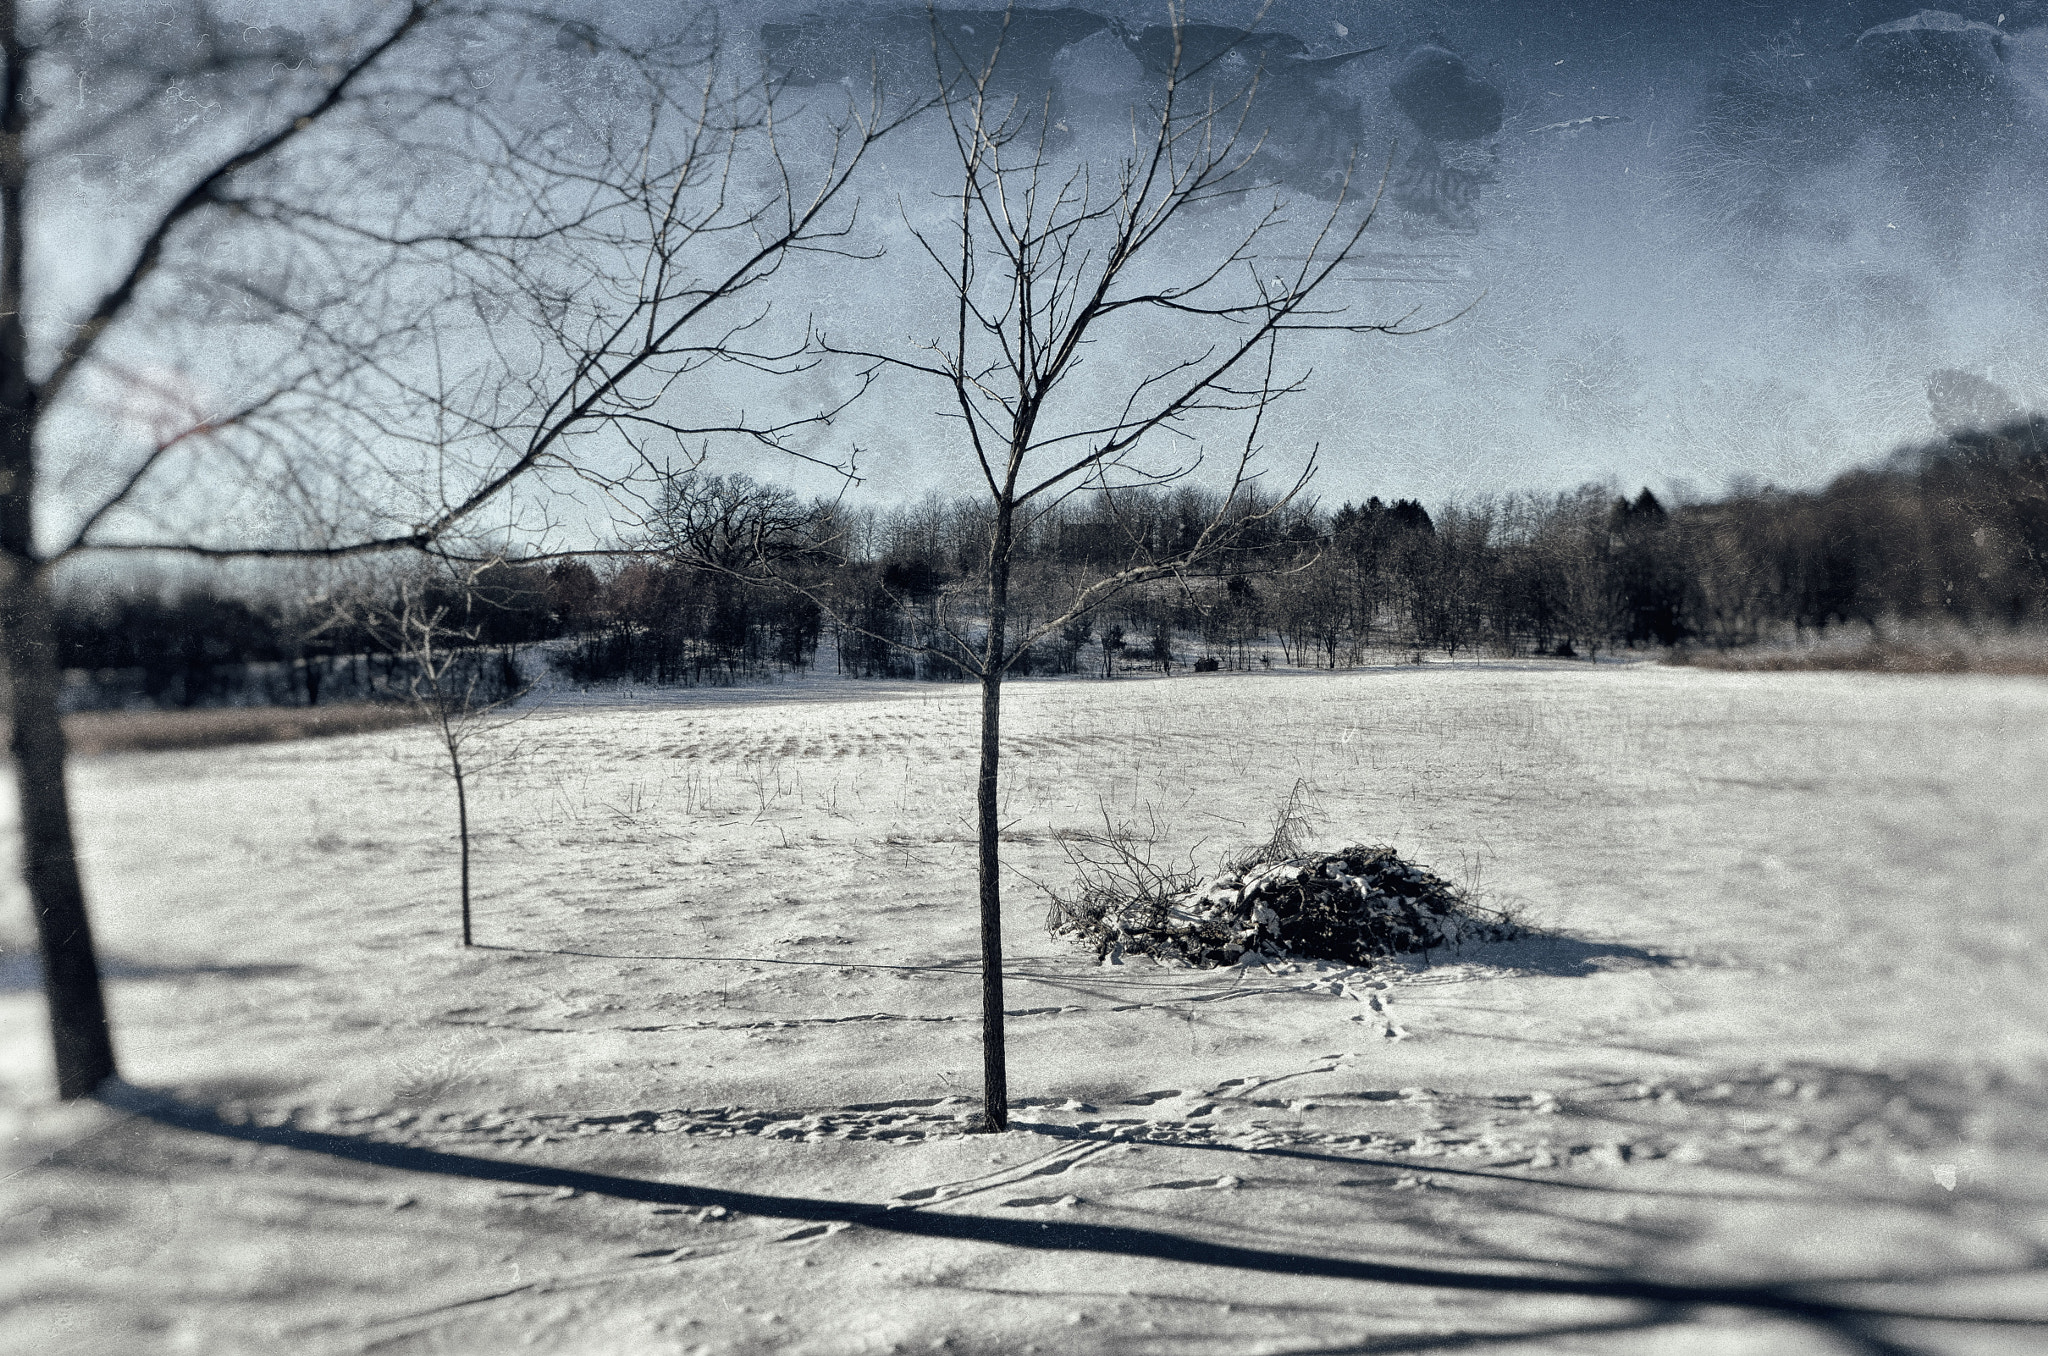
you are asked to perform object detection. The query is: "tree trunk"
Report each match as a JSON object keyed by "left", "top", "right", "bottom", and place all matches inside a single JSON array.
[
  {"left": 975, "top": 669, "right": 1006, "bottom": 1130},
  {"left": 1, "top": 0, "right": 118, "bottom": 1099},
  {"left": 976, "top": 506, "right": 1014, "bottom": 1132},
  {"left": 0, "top": 565, "right": 118, "bottom": 1099},
  {"left": 453, "top": 759, "right": 471, "bottom": 946}
]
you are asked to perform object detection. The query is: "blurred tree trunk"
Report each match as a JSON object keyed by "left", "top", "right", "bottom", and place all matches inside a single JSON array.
[
  {"left": 2, "top": 0, "right": 115, "bottom": 1096},
  {"left": 0, "top": 529, "right": 117, "bottom": 1098}
]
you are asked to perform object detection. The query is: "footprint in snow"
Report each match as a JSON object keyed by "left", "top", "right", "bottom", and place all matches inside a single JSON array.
[
  {"left": 779, "top": 1222, "right": 850, "bottom": 1242},
  {"left": 1020, "top": 1156, "right": 1090, "bottom": 1178}
]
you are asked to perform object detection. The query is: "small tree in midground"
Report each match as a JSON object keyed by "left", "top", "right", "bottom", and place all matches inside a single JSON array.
[
  {"left": 368, "top": 579, "right": 530, "bottom": 948},
  {"left": 697, "top": 7, "right": 1434, "bottom": 1130}
]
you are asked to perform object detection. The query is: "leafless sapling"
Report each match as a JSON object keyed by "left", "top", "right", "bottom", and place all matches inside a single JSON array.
[
  {"left": 368, "top": 578, "right": 531, "bottom": 948},
  {"left": 784, "top": 4, "right": 1439, "bottom": 1129}
]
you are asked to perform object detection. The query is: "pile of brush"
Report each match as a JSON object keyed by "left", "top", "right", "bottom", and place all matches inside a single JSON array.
[{"left": 1045, "top": 787, "right": 1520, "bottom": 968}]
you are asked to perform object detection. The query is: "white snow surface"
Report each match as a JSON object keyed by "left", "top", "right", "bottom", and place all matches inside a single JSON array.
[{"left": 4, "top": 662, "right": 2047, "bottom": 1353}]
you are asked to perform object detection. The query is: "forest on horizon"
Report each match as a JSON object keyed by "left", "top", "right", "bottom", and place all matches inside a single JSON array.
[{"left": 52, "top": 406, "right": 2048, "bottom": 710}]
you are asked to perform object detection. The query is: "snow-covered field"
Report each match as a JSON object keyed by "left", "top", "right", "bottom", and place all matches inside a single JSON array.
[{"left": 4, "top": 662, "right": 2047, "bottom": 1354}]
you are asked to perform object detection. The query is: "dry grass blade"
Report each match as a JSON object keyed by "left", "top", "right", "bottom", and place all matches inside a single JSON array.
[{"left": 1226, "top": 777, "right": 1323, "bottom": 873}]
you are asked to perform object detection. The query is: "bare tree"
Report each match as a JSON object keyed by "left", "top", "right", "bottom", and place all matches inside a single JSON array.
[
  {"left": 1272, "top": 551, "right": 1354, "bottom": 668},
  {"left": 366, "top": 576, "right": 531, "bottom": 948},
  {"left": 1408, "top": 502, "right": 1495, "bottom": 660},
  {"left": 795, "top": 5, "right": 1433, "bottom": 1130},
  {"left": 3, "top": 1, "right": 912, "bottom": 1098},
  {"left": 3, "top": 0, "right": 460, "bottom": 1099},
  {"left": 641, "top": 473, "right": 827, "bottom": 573}
]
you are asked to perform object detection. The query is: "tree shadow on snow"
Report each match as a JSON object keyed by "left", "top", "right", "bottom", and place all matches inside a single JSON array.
[
  {"left": 468, "top": 936, "right": 1682, "bottom": 983},
  {"left": 94, "top": 1081, "right": 2048, "bottom": 1353},
  {"left": 0, "top": 953, "right": 303, "bottom": 994},
  {"left": 1436, "top": 933, "right": 1684, "bottom": 978}
]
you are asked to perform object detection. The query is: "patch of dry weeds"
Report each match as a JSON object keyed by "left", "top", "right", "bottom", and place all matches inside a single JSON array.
[
  {"left": 63, "top": 703, "right": 430, "bottom": 756},
  {"left": 1668, "top": 628, "right": 2048, "bottom": 676}
]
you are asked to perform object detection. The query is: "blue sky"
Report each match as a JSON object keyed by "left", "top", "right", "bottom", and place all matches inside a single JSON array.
[
  {"left": 690, "top": 1, "right": 2048, "bottom": 509},
  {"left": 50, "top": 0, "right": 2048, "bottom": 568}
]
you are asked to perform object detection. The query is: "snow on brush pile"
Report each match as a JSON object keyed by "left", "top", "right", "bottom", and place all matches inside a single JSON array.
[{"left": 1051, "top": 844, "right": 1522, "bottom": 969}]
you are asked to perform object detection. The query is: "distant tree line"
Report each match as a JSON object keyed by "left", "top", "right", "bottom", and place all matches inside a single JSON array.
[
  {"left": 1248, "top": 413, "right": 2043, "bottom": 661},
  {"left": 546, "top": 560, "right": 823, "bottom": 687},
  {"left": 54, "top": 564, "right": 561, "bottom": 709},
  {"left": 53, "top": 415, "right": 2046, "bottom": 705}
]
